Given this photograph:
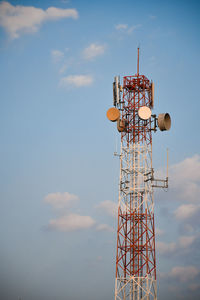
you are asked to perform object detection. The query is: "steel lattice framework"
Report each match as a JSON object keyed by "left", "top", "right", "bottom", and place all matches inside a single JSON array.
[{"left": 115, "top": 74, "right": 157, "bottom": 300}]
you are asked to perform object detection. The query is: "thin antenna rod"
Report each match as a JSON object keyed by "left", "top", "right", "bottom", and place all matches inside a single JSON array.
[
  {"left": 137, "top": 47, "right": 140, "bottom": 75},
  {"left": 167, "top": 148, "right": 169, "bottom": 178}
]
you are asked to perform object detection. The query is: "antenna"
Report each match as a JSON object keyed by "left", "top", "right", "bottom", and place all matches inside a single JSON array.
[
  {"left": 137, "top": 47, "right": 140, "bottom": 75},
  {"left": 167, "top": 148, "right": 169, "bottom": 178}
]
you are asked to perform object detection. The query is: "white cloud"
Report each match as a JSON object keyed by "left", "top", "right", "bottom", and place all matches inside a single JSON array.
[
  {"left": 0, "top": 1, "right": 78, "bottom": 39},
  {"left": 157, "top": 234, "right": 196, "bottom": 256},
  {"left": 96, "top": 224, "right": 114, "bottom": 232},
  {"left": 83, "top": 43, "right": 106, "bottom": 60},
  {"left": 174, "top": 204, "right": 200, "bottom": 220},
  {"left": 115, "top": 23, "right": 141, "bottom": 34},
  {"left": 169, "top": 154, "right": 200, "bottom": 202},
  {"left": 127, "top": 24, "right": 141, "bottom": 34},
  {"left": 96, "top": 200, "right": 118, "bottom": 217},
  {"left": 169, "top": 266, "right": 199, "bottom": 282},
  {"left": 51, "top": 48, "right": 69, "bottom": 73},
  {"left": 59, "top": 63, "right": 68, "bottom": 74},
  {"left": 44, "top": 192, "right": 79, "bottom": 209},
  {"left": 60, "top": 74, "right": 93, "bottom": 87},
  {"left": 115, "top": 24, "right": 128, "bottom": 30},
  {"left": 51, "top": 50, "right": 64, "bottom": 62},
  {"left": 48, "top": 214, "right": 95, "bottom": 231}
]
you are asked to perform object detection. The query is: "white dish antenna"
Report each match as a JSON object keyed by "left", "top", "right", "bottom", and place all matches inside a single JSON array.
[{"left": 138, "top": 106, "right": 152, "bottom": 120}]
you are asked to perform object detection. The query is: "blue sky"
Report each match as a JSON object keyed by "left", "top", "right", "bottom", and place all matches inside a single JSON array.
[{"left": 0, "top": 0, "right": 200, "bottom": 299}]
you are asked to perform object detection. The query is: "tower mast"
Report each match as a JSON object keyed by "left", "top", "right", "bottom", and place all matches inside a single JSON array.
[
  {"left": 137, "top": 47, "right": 139, "bottom": 76},
  {"left": 107, "top": 50, "right": 171, "bottom": 300}
]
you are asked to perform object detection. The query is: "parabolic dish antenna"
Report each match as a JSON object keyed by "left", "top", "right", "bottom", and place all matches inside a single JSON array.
[
  {"left": 138, "top": 106, "right": 152, "bottom": 120},
  {"left": 106, "top": 107, "right": 120, "bottom": 122}
]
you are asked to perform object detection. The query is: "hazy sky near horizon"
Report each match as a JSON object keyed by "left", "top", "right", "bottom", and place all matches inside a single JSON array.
[{"left": 0, "top": 0, "right": 200, "bottom": 299}]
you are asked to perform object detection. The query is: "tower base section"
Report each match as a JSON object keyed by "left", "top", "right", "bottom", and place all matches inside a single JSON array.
[{"left": 115, "top": 276, "right": 157, "bottom": 300}]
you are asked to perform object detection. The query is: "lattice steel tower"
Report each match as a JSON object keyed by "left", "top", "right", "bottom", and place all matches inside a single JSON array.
[{"left": 106, "top": 49, "right": 171, "bottom": 300}]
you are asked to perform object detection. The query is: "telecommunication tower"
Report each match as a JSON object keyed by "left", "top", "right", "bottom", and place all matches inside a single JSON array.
[{"left": 107, "top": 48, "right": 171, "bottom": 300}]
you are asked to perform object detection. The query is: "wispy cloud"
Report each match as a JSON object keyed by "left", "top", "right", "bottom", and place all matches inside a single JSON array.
[
  {"left": 44, "top": 192, "right": 79, "bottom": 210},
  {"left": 174, "top": 203, "right": 200, "bottom": 220},
  {"left": 157, "top": 154, "right": 200, "bottom": 204},
  {"left": 51, "top": 50, "right": 64, "bottom": 63},
  {"left": 157, "top": 234, "right": 196, "bottom": 256},
  {"left": 96, "top": 200, "right": 118, "bottom": 217},
  {"left": 96, "top": 223, "right": 114, "bottom": 232},
  {"left": 48, "top": 214, "right": 96, "bottom": 232},
  {"left": 44, "top": 191, "right": 97, "bottom": 232},
  {"left": 170, "top": 154, "right": 200, "bottom": 202},
  {"left": 0, "top": 1, "right": 78, "bottom": 39},
  {"left": 173, "top": 202, "right": 200, "bottom": 233},
  {"left": 60, "top": 74, "right": 93, "bottom": 87},
  {"left": 50, "top": 48, "right": 70, "bottom": 74},
  {"left": 59, "top": 63, "right": 68, "bottom": 74},
  {"left": 160, "top": 265, "right": 200, "bottom": 298},
  {"left": 169, "top": 266, "right": 199, "bottom": 283},
  {"left": 83, "top": 43, "right": 106, "bottom": 60},
  {"left": 115, "top": 24, "right": 128, "bottom": 30},
  {"left": 115, "top": 23, "right": 141, "bottom": 35},
  {"left": 127, "top": 24, "right": 142, "bottom": 34}
]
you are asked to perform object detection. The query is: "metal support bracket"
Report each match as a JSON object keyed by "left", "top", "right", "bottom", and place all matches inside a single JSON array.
[
  {"left": 151, "top": 114, "right": 157, "bottom": 132},
  {"left": 144, "top": 169, "right": 168, "bottom": 189}
]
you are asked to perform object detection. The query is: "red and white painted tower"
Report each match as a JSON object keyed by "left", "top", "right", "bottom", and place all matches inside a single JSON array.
[{"left": 107, "top": 49, "right": 171, "bottom": 300}]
